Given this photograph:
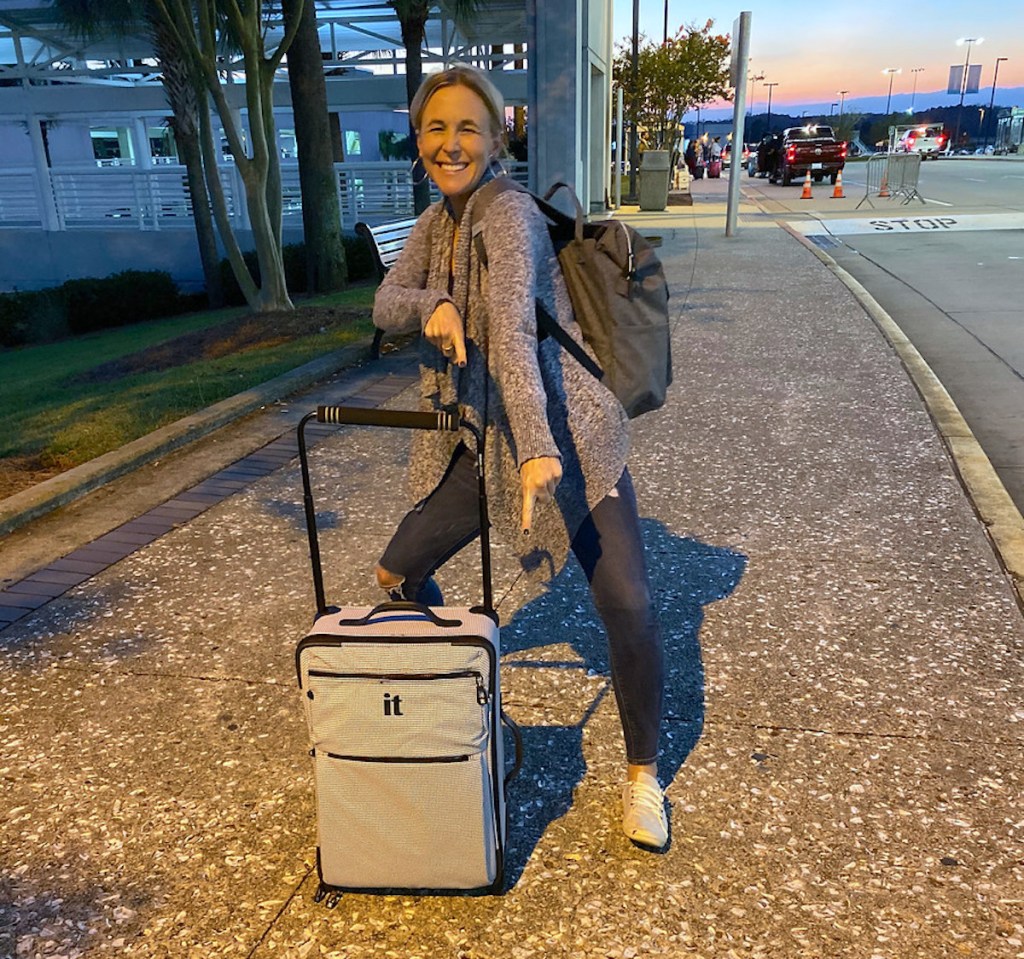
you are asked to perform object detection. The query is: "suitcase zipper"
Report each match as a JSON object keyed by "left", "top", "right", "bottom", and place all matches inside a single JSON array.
[
  {"left": 307, "top": 670, "right": 489, "bottom": 704},
  {"left": 323, "top": 752, "right": 471, "bottom": 764}
]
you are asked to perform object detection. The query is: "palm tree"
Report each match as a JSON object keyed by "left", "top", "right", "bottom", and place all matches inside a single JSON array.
[
  {"left": 388, "top": 0, "right": 486, "bottom": 213},
  {"left": 51, "top": 0, "right": 224, "bottom": 307}
]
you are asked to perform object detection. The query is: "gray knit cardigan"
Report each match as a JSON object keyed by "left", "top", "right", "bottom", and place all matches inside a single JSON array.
[{"left": 372, "top": 181, "right": 630, "bottom": 583}]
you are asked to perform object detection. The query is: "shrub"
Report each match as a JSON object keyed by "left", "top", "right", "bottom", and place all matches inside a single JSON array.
[
  {"left": 62, "top": 270, "right": 184, "bottom": 335},
  {"left": 0, "top": 289, "right": 68, "bottom": 347},
  {"left": 1, "top": 270, "right": 192, "bottom": 347}
]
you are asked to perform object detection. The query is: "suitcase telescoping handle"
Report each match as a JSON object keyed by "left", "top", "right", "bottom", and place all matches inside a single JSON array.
[{"left": 297, "top": 405, "right": 494, "bottom": 620}]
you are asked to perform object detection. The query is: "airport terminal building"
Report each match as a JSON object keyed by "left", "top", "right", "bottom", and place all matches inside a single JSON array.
[{"left": 0, "top": 0, "right": 616, "bottom": 291}]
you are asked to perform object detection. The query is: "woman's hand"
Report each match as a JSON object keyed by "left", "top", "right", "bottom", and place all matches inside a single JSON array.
[
  {"left": 520, "top": 456, "right": 562, "bottom": 534},
  {"left": 424, "top": 301, "right": 467, "bottom": 366}
]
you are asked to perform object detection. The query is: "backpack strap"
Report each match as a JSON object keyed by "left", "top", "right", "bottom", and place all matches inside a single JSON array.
[
  {"left": 470, "top": 176, "right": 529, "bottom": 268},
  {"left": 470, "top": 177, "right": 605, "bottom": 383},
  {"left": 536, "top": 305, "right": 604, "bottom": 381}
]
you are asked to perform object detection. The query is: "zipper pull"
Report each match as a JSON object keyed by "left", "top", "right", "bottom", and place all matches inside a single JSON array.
[{"left": 476, "top": 676, "right": 489, "bottom": 705}]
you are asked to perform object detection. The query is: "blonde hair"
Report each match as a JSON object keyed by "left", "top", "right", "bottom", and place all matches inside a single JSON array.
[{"left": 410, "top": 64, "right": 506, "bottom": 141}]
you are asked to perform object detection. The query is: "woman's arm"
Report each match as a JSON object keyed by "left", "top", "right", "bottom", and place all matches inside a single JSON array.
[
  {"left": 372, "top": 206, "right": 453, "bottom": 334},
  {"left": 480, "top": 192, "right": 560, "bottom": 467}
]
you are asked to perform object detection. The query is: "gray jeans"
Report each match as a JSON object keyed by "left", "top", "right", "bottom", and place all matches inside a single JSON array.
[{"left": 379, "top": 444, "right": 663, "bottom": 765}]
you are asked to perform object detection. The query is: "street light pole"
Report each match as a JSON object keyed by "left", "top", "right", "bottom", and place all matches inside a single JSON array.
[
  {"left": 953, "top": 37, "right": 983, "bottom": 152},
  {"left": 909, "top": 67, "right": 924, "bottom": 114},
  {"left": 628, "top": 0, "right": 639, "bottom": 201},
  {"left": 988, "top": 57, "right": 1008, "bottom": 148},
  {"left": 748, "top": 70, "right": 764, "bottom": 121},
  {"left": 882, "top": 67, "right": 901, "bottom": 115},
  {"left": 764, "top": 81, "right": 778, "bottom": 133},
  {"left": 837, "top": 89, "right": 849, "bottom": 120}
]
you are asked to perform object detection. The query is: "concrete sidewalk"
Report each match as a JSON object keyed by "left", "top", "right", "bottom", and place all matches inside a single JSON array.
[{"left": 3, "top": 176, "right": 1023, "bottom": 959}]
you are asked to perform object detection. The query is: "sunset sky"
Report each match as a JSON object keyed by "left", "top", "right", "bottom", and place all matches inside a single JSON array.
[{"left": 612, "top": 0, "right": 1023, "bottom": 117}]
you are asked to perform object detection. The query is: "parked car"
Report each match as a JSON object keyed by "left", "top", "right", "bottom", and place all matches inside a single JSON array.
[
  {"left": 769, "top": 125, "right": 847, "bottom": 186},
  {"left": 894, "top": 123, "right": 947, "bottom": 159}
]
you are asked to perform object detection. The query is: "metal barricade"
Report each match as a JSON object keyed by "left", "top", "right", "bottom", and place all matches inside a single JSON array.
[
  {"left": 887, "top": 153, "right": 924, "bottom": 204},
  {"left": 856, "top": 153, "right": 924, "bottom": 208}
]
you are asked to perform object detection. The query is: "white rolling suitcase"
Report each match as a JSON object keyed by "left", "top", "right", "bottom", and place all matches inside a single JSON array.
[{"left": 295, "top": 405, "right": 522, "bottom": 901}]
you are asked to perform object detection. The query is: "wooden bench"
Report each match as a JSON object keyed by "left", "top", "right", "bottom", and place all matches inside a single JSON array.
[{"left": 355, "top": 218, "right": 419, "bottom": 358}]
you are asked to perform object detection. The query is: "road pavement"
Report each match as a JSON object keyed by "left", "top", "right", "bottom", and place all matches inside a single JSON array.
[
  {"left": 2, "top": 176, "right": 1024, "bottom": 958},
  {"left": 743, "top": 156, "right": 1024, "bottom": 515}
]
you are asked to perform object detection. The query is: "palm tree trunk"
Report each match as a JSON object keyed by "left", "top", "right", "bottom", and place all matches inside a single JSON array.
[
  {"left": 148, "top": 11, "right": 224, "bottom": 306},
  {"left": 282, "top": 0, "right": 347, "bottom": 292},
  {"left": 176, "top": 122, "right": 224, "bottom": 307},
  {"left": 399, "top": 7, "right": 431, "bottom": 214}
]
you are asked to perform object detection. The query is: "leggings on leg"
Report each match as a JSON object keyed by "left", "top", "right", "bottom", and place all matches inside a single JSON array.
[{"left": 378, "top": 444, "right": 663, "bottom": 764}]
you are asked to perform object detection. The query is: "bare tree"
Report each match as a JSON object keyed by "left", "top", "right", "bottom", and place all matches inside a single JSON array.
[{"left": 154, "top": 0, "right": 303, "bottom": 312}]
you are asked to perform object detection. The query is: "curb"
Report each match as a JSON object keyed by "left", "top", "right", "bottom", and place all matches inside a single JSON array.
[
  {"left": 0, "top": 337, "right": 373, "bottom": 538},
  {"left": 778, "top": 220, "right": 1024, "bottom": 610}
]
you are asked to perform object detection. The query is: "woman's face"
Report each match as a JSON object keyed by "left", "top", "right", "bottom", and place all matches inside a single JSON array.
[{"left": 417, "top": 84, "right": 500, "bottom": 208}]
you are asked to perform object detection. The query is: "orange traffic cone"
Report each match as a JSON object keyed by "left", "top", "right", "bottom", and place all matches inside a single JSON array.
[
  {"left": 831, "top": 169, "right": 845, "bottom": 199},
  {"left": 878, "top": 168, "right": 891, "bottom": 198},
  {"left": 800, "top": 170, "right": 813, "bottom": 200}
]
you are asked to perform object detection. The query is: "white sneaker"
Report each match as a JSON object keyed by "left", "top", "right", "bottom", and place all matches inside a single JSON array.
[{"left": 621, "top": 772, "right": 669, "bottom": 849}]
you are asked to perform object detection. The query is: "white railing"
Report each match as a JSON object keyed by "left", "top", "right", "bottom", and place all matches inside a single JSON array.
[
  {"left": 0, "top": 171, "right": 45, "bottom": 228},
  {"left": 0, "top": 160, "right": 529, "bottom": 232}
]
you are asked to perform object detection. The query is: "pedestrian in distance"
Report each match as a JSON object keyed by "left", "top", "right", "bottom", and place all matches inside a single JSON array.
[
  {"left": 371, "top": 64, "right": 669, "bottom": 850},
  {"left": 708, "top": 136, "right": 723, "bottom": 178},
  {"left": 684, "top": 139, "right": 698, "bottom": 178}
]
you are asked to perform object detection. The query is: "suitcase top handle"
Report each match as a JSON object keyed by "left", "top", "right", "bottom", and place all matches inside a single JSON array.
[{"left": 336, "top": 601, "right": 463, "bottom": 628}]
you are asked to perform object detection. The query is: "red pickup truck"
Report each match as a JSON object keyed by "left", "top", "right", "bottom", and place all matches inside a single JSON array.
[{"left": 769, "top": 125, "right": 847, "bottom": 186}]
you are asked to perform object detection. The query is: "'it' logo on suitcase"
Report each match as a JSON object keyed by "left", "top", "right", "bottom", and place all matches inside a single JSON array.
[{"left": 383, "top": 693, "right": 404, "bottom": 716}]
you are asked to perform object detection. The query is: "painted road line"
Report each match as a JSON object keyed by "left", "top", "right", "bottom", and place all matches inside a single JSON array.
[{"left": 792, "top": 213, "right": 1024, "bottom": 236}]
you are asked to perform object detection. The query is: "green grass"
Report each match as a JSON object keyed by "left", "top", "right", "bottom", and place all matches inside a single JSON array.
[{"left": 0, "top": 285, "right": 377, "bottom": 471}]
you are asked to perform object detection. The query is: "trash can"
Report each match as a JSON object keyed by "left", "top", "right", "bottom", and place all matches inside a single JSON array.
[{"left": 638, "top": 150, "right": 671, "bottom": 211}]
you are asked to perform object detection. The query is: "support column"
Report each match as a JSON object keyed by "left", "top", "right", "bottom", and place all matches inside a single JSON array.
[
  {"left": 13, "top": 23, "right": 60, "bottom": 231},
  {"left": 132, "top": 116, "right": 154, "bottom": 168},
  {"left": 526, "top": 0, "right": 582, "bottom": 198},
  {"left": 26, "top": 113, "right": 60, "bottom": 231}
]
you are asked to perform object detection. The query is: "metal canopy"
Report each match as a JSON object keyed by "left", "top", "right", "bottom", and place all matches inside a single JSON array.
[{"left": 0, "top": 0, "right": 528, "bottom": 85}]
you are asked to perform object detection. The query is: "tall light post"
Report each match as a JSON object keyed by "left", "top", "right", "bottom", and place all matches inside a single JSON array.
[
  {"left": 764, "top": 81, "right": 779, "bottom": 134},
  {"left": 909, "top": 67, "right": 924, "bottom": 114},
  {"left": 988, "top": 56, "right": 1008, "bottom": 148},
  {"left": 628, "top": 0, "right": 639, "bottom": 201},
  {"left": 953, "top": 37, "right": 983, "bottom": 152},
  {"left": 748, "top": 70, "right": 764, "bottom": 121},
  {"left": 837, "top": 89, "right": 849, "bottom": 120},
  {"left": 882, "top": 67, "right": 901, "bottom": 115},
  {"left": 830, "top": 102, "right": 838, "bottom": 116}
]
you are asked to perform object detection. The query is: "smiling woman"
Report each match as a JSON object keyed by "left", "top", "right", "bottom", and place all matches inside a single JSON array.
[{"left": 370, "top": 63, "right": 671, "bottom": 851}]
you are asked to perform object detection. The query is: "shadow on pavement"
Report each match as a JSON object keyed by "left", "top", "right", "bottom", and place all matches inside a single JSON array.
[{"left": 498, "top": 520, "right": 746, "bottom": 883}]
